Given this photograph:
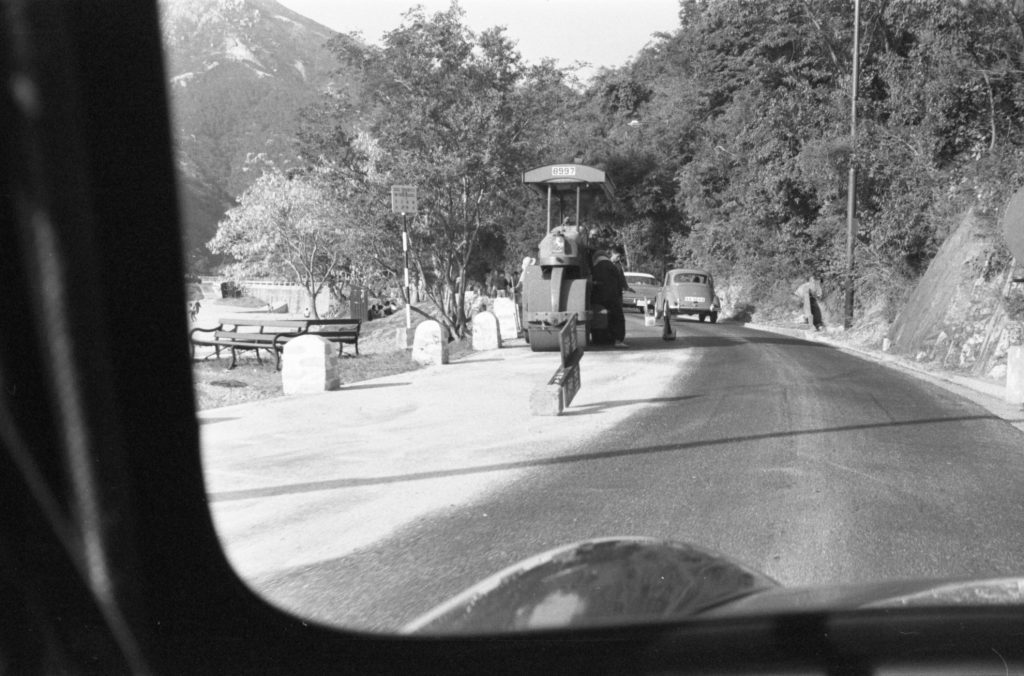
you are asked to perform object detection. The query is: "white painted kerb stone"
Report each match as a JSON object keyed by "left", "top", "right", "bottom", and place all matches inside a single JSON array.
[
  {"left": 412, "top": 320, "right": 449, "bottom": 365},
  {"left": 282, "top": 334, "right": 341, "bottom": 394},
  {"left": 472, "top": 311, "right": 502, "bottom": 351},
  {"left": 491, "top": 297, "right": 519, "bottom": 341},
  {"left": 1007, "top": 345, "right": 1024, "bottom": 405}
]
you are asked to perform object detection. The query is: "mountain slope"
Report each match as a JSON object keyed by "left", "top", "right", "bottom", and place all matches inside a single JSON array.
[{"left": 159, "top": 0, "right": 357, "bottom": 266}]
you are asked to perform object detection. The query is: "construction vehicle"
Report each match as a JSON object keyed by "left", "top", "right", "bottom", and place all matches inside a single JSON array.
[{"left": 520, "top": 164, "right": 616, "bottom": 351}]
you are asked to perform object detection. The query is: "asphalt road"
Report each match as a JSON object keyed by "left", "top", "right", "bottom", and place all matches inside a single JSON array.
[{"left": 236, "top": 315, "right": 1024, "bottom": 632}]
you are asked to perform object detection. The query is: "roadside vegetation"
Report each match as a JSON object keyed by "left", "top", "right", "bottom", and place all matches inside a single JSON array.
[{"left": 193, "top": 0, "right": 1024, "bottom": 358}]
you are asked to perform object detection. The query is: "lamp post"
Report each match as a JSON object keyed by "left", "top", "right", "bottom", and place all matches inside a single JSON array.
[{"left": 844, "top": 0, "right": 860, "bottom": 329}]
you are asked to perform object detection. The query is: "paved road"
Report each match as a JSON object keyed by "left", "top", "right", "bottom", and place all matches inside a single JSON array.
[{"left": 205, "top": 314, "right": 1024, "bottom": 632}]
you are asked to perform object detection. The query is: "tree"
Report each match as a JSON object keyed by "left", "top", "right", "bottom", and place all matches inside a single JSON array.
[
  {"left": 207, "top": 167, "right": 355, "bottom": 318},
  {"left": 317, "top": 3, "right": 538, "bottom": 337}
]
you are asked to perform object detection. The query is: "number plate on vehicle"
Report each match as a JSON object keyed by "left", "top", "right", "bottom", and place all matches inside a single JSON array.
[{"left": 684, "top": 296, "right": 705, "bottom": 302}]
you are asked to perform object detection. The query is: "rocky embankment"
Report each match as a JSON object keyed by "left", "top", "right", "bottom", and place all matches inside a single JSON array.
[{"left": 887, "top": 212, "right": 1019, "bottom": 383}]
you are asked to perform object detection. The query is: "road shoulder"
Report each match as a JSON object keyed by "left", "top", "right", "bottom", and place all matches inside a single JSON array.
[{"left": 745, "top": 322, "right": 1024, "bottom": 434}]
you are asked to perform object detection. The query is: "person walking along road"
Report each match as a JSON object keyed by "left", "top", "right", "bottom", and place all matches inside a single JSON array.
[{"left": 794, "top": 274, "right": 824, "bottom": 331}]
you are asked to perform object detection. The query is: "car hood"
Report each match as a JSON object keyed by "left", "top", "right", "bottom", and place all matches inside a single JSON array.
[{"left": 404, "top": 538, "right": 1024, "bottom": 634}]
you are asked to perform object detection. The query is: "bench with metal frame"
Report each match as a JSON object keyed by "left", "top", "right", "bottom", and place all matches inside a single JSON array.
[{"left": 189, "top": 318, "right": 362, "bottom": 369}]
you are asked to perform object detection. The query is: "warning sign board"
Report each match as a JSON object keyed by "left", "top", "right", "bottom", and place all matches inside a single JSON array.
[{"left": 391, "top": 185, "right": 418, "bottom": 214}]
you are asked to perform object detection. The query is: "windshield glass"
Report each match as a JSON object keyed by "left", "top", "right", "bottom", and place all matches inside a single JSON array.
[
  {"left": 162, "top": 0, "right": 1024, "bottom": 634},
  {"left": 673, "top": 273, "right": 707, "bottom": 285},
  {"left": 626, "top": 273, "right": 656, "bottom": 285}
]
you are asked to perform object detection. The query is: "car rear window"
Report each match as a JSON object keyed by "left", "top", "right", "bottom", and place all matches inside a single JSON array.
[{"left": 673, "top": 273, "right": 706, "bottom": 284}]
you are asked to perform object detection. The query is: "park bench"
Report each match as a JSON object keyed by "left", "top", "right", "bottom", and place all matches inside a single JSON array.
[
  {"left": 189, "top": 318, "right": 362, "bottom": 369},
  {"left": 278, "top": 318, "right": 362, "bottom": 356}
]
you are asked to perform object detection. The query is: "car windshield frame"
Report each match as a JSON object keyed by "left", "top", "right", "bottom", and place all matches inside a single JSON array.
[{"left": 8, "top": 1, "right": 1024, "bottom": 673}]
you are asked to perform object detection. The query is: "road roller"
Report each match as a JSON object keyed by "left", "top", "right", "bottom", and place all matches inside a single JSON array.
[{"left": 520, "top": 164, "right": 616, "bottom": 351}]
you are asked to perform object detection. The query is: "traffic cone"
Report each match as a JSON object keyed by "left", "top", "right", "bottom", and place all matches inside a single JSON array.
[{"left": 662, "top": 308, "right": 675, "bottom": 341}]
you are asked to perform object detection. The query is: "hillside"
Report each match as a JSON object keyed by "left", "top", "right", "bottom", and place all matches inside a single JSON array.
[
  {"left": 158, "top": 0, "right": 357, "bottom": 265},
  {"left": 885, "top": 212, "right": 1018, "bottom": 382}
]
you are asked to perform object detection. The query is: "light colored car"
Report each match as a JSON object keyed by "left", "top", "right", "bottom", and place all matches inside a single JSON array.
[
  {"left": 621, "top": 272, "right": 661, "bottom": 311},
  {"left": 656, "top": 268, "right": 721, "bottom": 323}
]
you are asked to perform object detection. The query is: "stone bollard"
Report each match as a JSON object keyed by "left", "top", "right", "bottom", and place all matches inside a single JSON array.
[
  {"left": 491, "top": 297, "right": 520, "bottom": 341},
  {"left": 1007, "top": 345, "right": 1024, "bottom": 406},
  {"left": 471, "top": 311, "right": 502, "bottom": 351},
  {"left": 282, "top": 335, "right": 340, "bottom": 394},
  {"left": 395, "top": 327, "right": 415, "bottom": 350},
  {"left": 412, "top": 320, "right": 449, "bottom": 365}
]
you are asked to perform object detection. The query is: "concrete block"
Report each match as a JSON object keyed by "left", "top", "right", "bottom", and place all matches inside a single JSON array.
[
  {"left": 1007, "top": 345, "right": 1024, "bottom": 405},
  {"left": 412, "top": 320, "right": 449, "bottom": 365},
  {"left": 472, "top": 311, "right": 502, "bottom": 351},
  {"left": 282, "top": 335, "right": 340, "bottom": 394},
  {"left": 491, "top": 297, "right": 519, "bottom": 340}
]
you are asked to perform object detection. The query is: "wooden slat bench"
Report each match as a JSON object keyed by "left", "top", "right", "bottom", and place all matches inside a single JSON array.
[
  {"left": 189, "top": 317, "right": 362, "bottom": 369},
  {"left": 294, "top": 318, "right": 362, "bottom": 356}
]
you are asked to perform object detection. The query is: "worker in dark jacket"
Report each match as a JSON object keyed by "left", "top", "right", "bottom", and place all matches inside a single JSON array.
[{"left": 592, "top": 246, "right": 634, "bottom": 347}]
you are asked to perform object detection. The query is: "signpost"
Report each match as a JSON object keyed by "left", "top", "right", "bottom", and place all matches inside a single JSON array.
[
  {"left": 530, "top": 315, "right": 583, "bottom": 415},
  {"left": 391, "top": 185, "right": 417, "bottom": 333}
]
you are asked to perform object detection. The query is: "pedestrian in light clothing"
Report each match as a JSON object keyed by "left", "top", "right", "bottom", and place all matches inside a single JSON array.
[{"left": 794, "top": 274, "right": 824, "bottom": 331}]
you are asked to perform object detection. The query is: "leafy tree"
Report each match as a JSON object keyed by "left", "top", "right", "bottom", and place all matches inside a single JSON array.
[
  {"left": 207, "top": 166, "right": 357, "bottom": 317},
  {"left": 309, "top": 3, "right": 542, "bottom": 337}
]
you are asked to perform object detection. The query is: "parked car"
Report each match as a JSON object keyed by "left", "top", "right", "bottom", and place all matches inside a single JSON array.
[
  {"left": 656, "top": 268, "right": 721, "bottom": 323},
  {"left": 621, "top": 272, "right": 661, "bottom": 312}
]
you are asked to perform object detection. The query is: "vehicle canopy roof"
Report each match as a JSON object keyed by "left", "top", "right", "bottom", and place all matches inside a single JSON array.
[
  {"left": 522, "top": 163, "right": 616, "bottom": 201},
  {"left": 523, "top": 164, "right": 617, "bottom": 233}
]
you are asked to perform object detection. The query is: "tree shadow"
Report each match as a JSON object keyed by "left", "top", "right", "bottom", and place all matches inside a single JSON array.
[
  {"left": 198, "top": 416, "right": 241, "bottom": 425},
  {"left": 208, "top": 414, "right": 998, "bottom": 502},
  {"left": 341, "top": 382, "right": 412, "bottom": 391},
  {"left": 741, "top": 335, "right": 832, "bottom": 347},
  {"left": 563, "top": 395, "right": 700, "bottom": 415}
]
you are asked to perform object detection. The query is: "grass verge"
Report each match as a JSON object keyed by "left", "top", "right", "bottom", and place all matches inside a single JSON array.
[{"left": 192, "top": 328, "right": 474, "bottom": 410}]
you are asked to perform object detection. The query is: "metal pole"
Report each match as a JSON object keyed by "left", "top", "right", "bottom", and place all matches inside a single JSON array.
[
  {"left": 403, "top": 213, "right": 411, "bottom": 330},
  {"left": 546, "top": 186, "right": 552, "bottom": 233},
  {"left": 844, "top": 0, "right": 860, "bottom": 330}
]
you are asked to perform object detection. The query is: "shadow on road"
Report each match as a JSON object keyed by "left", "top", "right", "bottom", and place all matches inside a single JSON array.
[
  {"left": 341, "top": 381, "right": 412, "bottom": 391},
  {"left": 198, "top": 416, "right": 241, "bottom": 425},
  {"left": 208, "top": 414, "right": 999, "bottom": 502},
  {"left": 563, "top": 395, "right": 699, "bottom": 415}
]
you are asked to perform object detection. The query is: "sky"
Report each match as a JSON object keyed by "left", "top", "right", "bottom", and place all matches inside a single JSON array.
[{"left": 276, "top": 0, "right": 681, "bottom": 79}]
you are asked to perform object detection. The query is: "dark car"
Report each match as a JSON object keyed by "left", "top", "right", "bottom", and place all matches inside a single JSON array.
[
  {"left": 655, "top": 267, "right": 721, "bottom": 323},
  {"left": 621, "top": 271, "right": 661, "bottom": 311}
]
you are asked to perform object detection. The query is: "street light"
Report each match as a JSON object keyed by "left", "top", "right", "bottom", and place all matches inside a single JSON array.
[{"left": 844, "top": 0, "right": 860, "bottom": 329}]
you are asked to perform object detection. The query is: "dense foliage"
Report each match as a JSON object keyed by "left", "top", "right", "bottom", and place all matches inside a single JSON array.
[
  {"left": 214, "top": 0, "right": 1024, "bottom": 330},
  {"left": 653, "top": 0, "right": 1024, "bottom": 318}
]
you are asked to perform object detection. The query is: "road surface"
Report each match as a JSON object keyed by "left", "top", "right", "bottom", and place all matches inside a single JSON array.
[{"left": 204, "top": 314, "right": 1024, "bottom": 632}]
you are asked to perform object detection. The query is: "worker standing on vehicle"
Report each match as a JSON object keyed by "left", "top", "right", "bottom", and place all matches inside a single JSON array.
[
  {"left": 794, "top": 273, "right": 824, "bottom": 331},
  {"left": 592, "top": 246, "right": 634, "bottom": 347}
]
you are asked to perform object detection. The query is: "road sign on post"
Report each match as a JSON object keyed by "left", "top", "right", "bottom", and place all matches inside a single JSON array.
[
  {"left": 531, "top": 315, "right": 583, "bottom": 416},
  {"left": 391, "top": 185, "right": 418, "bottom": 215}
]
